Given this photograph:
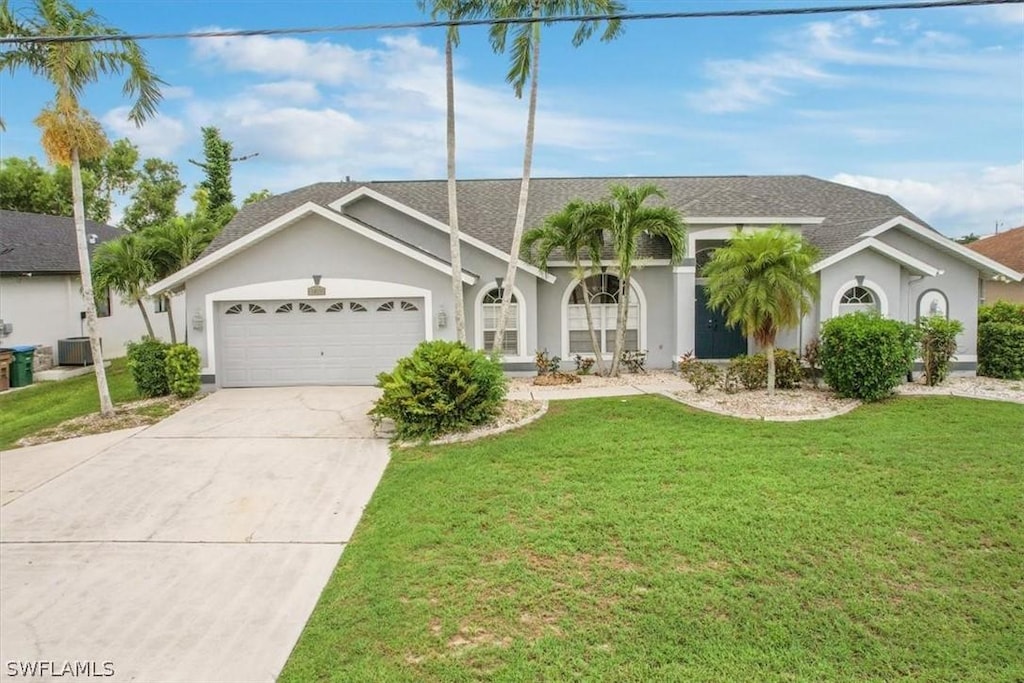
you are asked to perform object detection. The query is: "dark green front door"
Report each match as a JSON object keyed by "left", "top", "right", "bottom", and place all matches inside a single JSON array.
[{"left": 695, "top": 285, "right": 748, "bottom": 359}]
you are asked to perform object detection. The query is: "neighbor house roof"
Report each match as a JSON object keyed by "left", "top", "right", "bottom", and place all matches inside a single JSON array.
[
  {"left": 207, "top": 175, "right": 931, "bottom": 262},
  {"left": 0, "top": 209, "right": 122, "bottom": 274},
  {"left": 966, "top": 225, "right": 1024, "bottom": 273}
]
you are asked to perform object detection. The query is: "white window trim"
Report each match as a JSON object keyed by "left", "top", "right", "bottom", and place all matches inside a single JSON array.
[
  {"left": 560, "top": 275, "right": 647, "bottom": 359},
  {"left": 474, "top": 281, "right": 527, "bottom": 358},
  {"left": 831, "top": 279, "right": 888, "bottom": 318},
  {"left": 203, "top": 278, "right": 432, "bottom": 376}
]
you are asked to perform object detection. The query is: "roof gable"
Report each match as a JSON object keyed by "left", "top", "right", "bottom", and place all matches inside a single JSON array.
[{"left": 148, "top": 203, "right": 478, "bottom": 295}]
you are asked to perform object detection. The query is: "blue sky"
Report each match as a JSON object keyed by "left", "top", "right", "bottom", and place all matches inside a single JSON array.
[{"left": 1, "top": 0, "right": 1022, "bottom": 237}]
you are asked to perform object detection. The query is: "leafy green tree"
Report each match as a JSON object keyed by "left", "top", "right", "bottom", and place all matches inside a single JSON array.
[
  {"left": 488, "top": 0, "right": 624, "bottom": 353},
  {"left": 1, "top": 0, "right": 163, "bottom": 417},
  {"left": 90, "top": 137, "right": 139, "bottom": 218},
  {"left": 242, "top": 189, "right": 272, "bottom": 206},
  {"left": 523, "top": 199, "right": 607, "bottom": 374},
  {"left": 189, "top": 126, "right": 249, "bottom": 226},
  {"left": 418, "top": 0, "right": 485, "bottom": 344},
  {"left": 92, "top": 233, "right": 156, "bottom": 337},
  {"left": 121, "top": 158, "right": 184, "bottom": 232},
  {"left": 597, "top": 184, "right": 686, "bottom": 375},
  {"left": 142, "top": 215, "right": 217, "bottom": 343},
  {"left": 0, "top": 153, "right": 118, "bottom": 221},
  {"left": 702, "top": 227, "right": 819, "bottom": 395},
  {"left": 955, "top": 233, "right": 981, "bottom": 245}
]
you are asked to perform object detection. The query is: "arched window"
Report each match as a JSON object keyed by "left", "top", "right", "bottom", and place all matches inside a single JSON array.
[
  {"left": 567, "top": 274, "right": 640, "bottom": 355},
  {"left": 917, "top": 289, "right": 948, "bottom": 320},
  {"left": 838, "top": 285, "right": 879, "bottom": 314},
  {"left": 480, "top": 288, "right": 520, "bottom": 355}
]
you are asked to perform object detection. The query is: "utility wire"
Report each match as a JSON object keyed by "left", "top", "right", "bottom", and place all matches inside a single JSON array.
[{"left": 1, "top": 0, "right": 1020, "bottom": 45}]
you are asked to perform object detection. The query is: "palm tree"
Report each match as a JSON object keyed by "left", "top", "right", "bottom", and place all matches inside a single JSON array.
[
  {"left": 143, "top": 215, "right": 217, "bottom": 343},
  {"left": 1, "top": 0, "right": 163, "bottom": 417},
  {"left": 92, "top": 234, "right": 156, "bottom": 338},
  {"left": 702, "top": 227, "right": 819, "bottom": 395},
  {"left": 522, "top": 200, "right": 607, "bottom": 374},
  {"left": 598, "top": 184, "right": 686, "bottom": 376},
  {"left": 488, "top": 0, "right": 624, "bottom": 354},
  {"left": 418, "top": 0, "right": 483, "bottom": 344}
]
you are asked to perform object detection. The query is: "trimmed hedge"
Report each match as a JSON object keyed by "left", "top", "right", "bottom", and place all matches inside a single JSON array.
[
  {"left": 165, "top": 344, "right": 201, "bottom": 398},
  {"left": 370, "top": 340, "right": 507, "bottom": 440},
  {"left": 979, "top": 301, "right": 1024, "bottom": 325},
  {"left": 978, "top": 322, "right": 1024, "bottom": 380},
  {"left": 820, "top": 313, "right": 919, "bottom": 401},
  {"left": 126, "top": 338, "right": 170, "bottom": 397}
]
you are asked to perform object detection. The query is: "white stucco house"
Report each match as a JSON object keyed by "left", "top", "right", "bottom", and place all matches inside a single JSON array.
[
  {"left": 146, "top": 176, "right": 1023, "bottom": 388},
  {"left": 0, "top": 210, "right": 182, "bottom": 360}
]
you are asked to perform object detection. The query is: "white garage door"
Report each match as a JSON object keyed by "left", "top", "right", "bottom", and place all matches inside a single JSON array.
[{"left": 218, "top": 298, "right": 425, "bottom": 387}]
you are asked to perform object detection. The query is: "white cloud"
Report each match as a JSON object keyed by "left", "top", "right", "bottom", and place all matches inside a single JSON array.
[
  {"left": 247, "top": 81, "right": 321, "bottom": 105},
  {"left": 191, "top": 30, "right": 370, "bottom": 84},
  {"left": 172, "top": 33, "right": 666, "bottom": 182},
  {"left": 688, "top": 55, "right": 835, "bottom": 113},
  {"left": 102, "top": 107, "right": 190, "bottom": 158},
  {"left": 162, "top": 85, "right": 194, "bottom": 100},
  {"left": 989, "top": 5, "right": 1024, "bottom": 24},
  {"left": 833, "top": 161, "right": 1024, "bottom": 236}
]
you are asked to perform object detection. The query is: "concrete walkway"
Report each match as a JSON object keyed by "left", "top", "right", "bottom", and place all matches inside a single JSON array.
[{"left": 0, "top": 387, "right": 388, "bottom": 682}]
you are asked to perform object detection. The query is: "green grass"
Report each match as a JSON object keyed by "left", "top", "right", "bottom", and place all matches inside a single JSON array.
[
  {"left": 0, "top": 358, "right": 139, "bottom": 449},
  {"left": 282, "top": 396, "right": 1024, "bottom": 682}
]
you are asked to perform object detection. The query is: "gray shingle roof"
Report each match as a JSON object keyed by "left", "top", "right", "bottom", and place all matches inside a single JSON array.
[
  {"left": 0, "top": 210, "right": 123, "bottom": 274},
  {"left": 207, "top": 175, "right": 932, "bottom": 262}
]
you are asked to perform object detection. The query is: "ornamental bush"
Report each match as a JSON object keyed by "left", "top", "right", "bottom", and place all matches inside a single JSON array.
[
  {"left": 126, "top": 338, "right": 170, "bottom": 397},
  {"left": 727, "top": 349, "right": 803, "bottom": 391},
  {"left": 370, "top": 340, "right": 507, "bottom": 440},
  {"left": 978, "top": 322, "right": 1024, "bottom": 380},
  {"left": 978, "top": 301, "right": 1024, "bottom": 325},
  {"left": 820, "top": 313, "right": 919, "bottom": 401},
  {"left": 918, "top": 316, "right": 963, "bottom": 386},
  {"left": 164, "top": 344, "right": 201, "bottom": 399}
]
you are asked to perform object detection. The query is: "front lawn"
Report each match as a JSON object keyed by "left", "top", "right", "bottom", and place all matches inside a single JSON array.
[
  {"left": 0, "top": 358, "right": 139, "bottom": 449},
  {"left": 283, "top": 396, "right": 1024, "bottom": 682}
]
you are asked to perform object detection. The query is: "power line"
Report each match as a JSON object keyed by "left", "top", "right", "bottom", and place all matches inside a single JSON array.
[{"left": 1, "top": 0, "right": 1019, "bottom": 45}]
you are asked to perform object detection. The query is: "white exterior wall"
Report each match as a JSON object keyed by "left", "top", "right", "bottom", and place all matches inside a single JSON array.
[{"left": 0, "top": 274, "right": 181, "bottom": 357}]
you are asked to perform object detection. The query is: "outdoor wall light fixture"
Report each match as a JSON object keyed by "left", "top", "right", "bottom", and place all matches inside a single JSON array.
[
  {"left": 855, "top": 274, "right": 865, "bottom": 286},
  {"left": 312, "top": 274, "right": 322, "bottom": 285},
  {"left": 437, "top": 307, "right": 448, "bottom": 329},
  {"left": 494, "top": 277, "right": 504, "bottom": 295},
  {"left": 192, "top": 311, "right": 204, "bottom": 332}
]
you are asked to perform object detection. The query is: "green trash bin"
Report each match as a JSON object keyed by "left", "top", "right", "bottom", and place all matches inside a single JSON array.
[{"left": 10, "top": 345, "right": 36, "bottom": 387}]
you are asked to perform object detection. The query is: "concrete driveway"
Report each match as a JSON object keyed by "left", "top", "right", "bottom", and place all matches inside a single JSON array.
[{"left": 0, "top": 387, "right": 389, "bottom": 682}]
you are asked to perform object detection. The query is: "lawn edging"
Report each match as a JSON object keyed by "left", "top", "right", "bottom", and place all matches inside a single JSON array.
[
  {"left": 394, "top": 400, "right": 549, "bottom": 448},
  {"left": 660, "top": 390, "right": 863, "bottom": 422}
]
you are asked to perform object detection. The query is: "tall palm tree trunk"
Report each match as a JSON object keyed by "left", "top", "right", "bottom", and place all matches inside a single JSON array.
[
  {"left": 445, "top": 35, "right": 466, "bottom": 343},
  {"left": 493, "top": 9, "right": 540, "bottom": 354},
  {"left": 71, "top": 147, "right": 114, "bottom": 417},
  {"left": 135, "top": 297, "right": 155, "bottom": 337},
  {"left": 609, "top": 270, "right": 632, "bottom": 376},
  {"left": 581, "top": 283, "right": 606, "bottom": 376},
  {"left": 764, "top": 337, "right": 776, "bottom": 396},
  {"left": 165, "top": 295, "right": 177, "bottom": 344}
]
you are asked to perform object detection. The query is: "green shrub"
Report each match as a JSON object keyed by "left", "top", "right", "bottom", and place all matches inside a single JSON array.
[
  {"left": 820, "top": 313, "right": 920, "bottom": 401},
  {"left": 978, "top": 322, "right": 1024, "bottom": 380},
  {"left": 573, "top": 354, "right": 595, "bottom": 375},
  {"left": 534, "top": 349, "right": 561, "bottom": 375},
  {"left": 918, "top": 316, "right": 963, "bottom": 386},
  {"left": 164, "top": 344, "right": 201, "bottom": 399},
  {"left": 371, "top": 341, "right": 507, "bottom": 440},
  {"left": 126, "top": 338, "right": 170, "bottom": 397},
  {"left": 979, "top": 301, "right": 1024, "bottom": 325},
  {"left": 727, "top": 349, "right": 802, "bottom": 391}
]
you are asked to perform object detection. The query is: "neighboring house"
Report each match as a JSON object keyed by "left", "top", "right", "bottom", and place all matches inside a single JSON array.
[
  {"left": 147, "top": 176, "right": 1023, "bottom": 387},
  {"left": 0, "top": 210, "right": 182, "bottom": 358},
  {"left": 966, "top": 225, "right": 1024, "bottom": 304}
]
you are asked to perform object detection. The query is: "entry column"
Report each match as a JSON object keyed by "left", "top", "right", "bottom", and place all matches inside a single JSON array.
[{"left": 673, "top": 261, "right": 696, "bottom": 358}]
